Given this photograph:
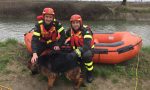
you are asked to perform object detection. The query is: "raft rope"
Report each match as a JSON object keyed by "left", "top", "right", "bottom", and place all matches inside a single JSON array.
[
  {"left": 134, "top": 52, "right": 140, "bottom": 90},
  {"left": 0, "top": 85, "right": 12, "bottom": 90}
]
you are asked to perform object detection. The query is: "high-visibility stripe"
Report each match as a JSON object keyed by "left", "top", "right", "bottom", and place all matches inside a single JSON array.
[
  {"left": 46, "top": 40, "right": 52, "bottom": 44},
  {"left": 75, "top": 31, "right": 81, "bottom": 36},
  {"left": 85, "top": 61, "right": 93, "bottom": 66},
  {"left": 40, "top": 24, "right": 45, "bottom": 35},
  {"left": 58, "top": 27, "right": 64, "bottom": 33},
  {"left": 91, "top": 45, "right": 95, "bottom": 48},
  {"left": 73, "top": 46, "right": 76, "bottom": 50},
  {"left": 38, "top": 20, "right": 43, "bottom": 24},
  {"left": 86, "top": 66, "right": 93, "bottom": 71},
  {"left": 33, "top": 32, "right": 40, "bottom": 36},
  {"left": 65, "top": 37, "right": 71, "bottom": 43},
  {"left": 75, "top": 48, "right": 81, "bottom": 57},
  {"left": 71, "top": 30, "right": 81, "bottom": 36},
  {"left": 83, "top": 25, "right": 88, "bottom": 28},
  {"left": 84, "top": 35, "right": 92, "bottom": 39}
]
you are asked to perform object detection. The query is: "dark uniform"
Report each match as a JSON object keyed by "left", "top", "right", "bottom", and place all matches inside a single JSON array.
[
  {"left": 32, "top": 19, "right": 65, "bottom": 56},
  {"left": 66, "top": 25, "right": 94, "bottom": 83}
]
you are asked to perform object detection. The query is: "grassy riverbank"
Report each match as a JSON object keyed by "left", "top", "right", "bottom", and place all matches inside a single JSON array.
[{"left": 0, "top": 39, "right": 150, "bottom": 90}]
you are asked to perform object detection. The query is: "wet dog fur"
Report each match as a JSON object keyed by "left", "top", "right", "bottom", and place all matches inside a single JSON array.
[{"left": 28, "top": 51, "right": 84, "bottom": 90}]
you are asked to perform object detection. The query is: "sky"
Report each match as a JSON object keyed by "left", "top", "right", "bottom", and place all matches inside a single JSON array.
[{"left": 80, "top": 0, "right": 150, "bottom": 2}]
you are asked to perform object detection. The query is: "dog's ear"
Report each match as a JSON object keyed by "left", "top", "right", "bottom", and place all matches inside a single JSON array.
[
  {"left": 27, "top": 60, "right": 37, "bottom": 70},
  {"left": 27, "top": 60, "right": 32, "bottom": 70}
]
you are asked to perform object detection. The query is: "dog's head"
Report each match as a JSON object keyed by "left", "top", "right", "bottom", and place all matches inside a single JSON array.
[{"left": 27, "top": 60, "right": 39, "bottom": 71}]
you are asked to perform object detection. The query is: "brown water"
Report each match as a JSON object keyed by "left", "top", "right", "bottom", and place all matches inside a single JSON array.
[{"left": 0, "top": 18, "right": 150, "bottom": 46}]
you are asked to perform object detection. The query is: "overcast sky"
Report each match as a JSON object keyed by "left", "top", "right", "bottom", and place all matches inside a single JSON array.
[{"left": 80, "top": 0, "right": 150, "bottom": 2}]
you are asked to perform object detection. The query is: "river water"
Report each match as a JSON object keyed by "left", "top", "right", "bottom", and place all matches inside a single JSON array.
[{"left": 0, "top": 18, "right": 150, "bottom": 46}]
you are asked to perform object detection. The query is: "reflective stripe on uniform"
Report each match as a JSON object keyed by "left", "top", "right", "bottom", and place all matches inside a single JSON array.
[
  {"left": 38, "top": 20, "right": 43, "bottom": 24},
  {"left": 75, "top": 48, "right": 81, "bottom": 57},
  {"left": 65, "top": 37, "right": 71, "bottom": 44},
  {"left": 73, "top": 46, "right": 76, "bottom": 50},
  {"left": 83, "top": 25, "right": 88, "bottom": 28},
  {"left": 91, "top": 45, "right": 95, "bottom": 48},
  {"left": 46, "top": 40, "right": 52, "bottom": 44},
  {"left": 85, "top": 61, "right": 93, "bottom": 66},
  {"left": 58, "top": 27, "right": 64, "bottom": 33},
  {"left": 33, "top": 32, "right": 40, "bottom": 36},
  {"left": 86, "top": 66, "right": 93, "bottom": 71},
  {"left": 84, "top": 35, "right": 92, "bottom": 39}
]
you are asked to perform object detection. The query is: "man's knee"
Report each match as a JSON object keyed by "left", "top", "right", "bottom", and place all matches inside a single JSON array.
[
  {"left": 67, "top": 52, "right": 78, "bottom": 60},
  {"left": 82, "top": 50, "right": 93, "bottom": 60},
  {"left": 82, "top": 50, "right": 94, "bottom": 72}
]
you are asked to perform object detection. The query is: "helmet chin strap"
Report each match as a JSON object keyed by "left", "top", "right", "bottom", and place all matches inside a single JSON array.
[{"left": 71, "top": 26, "right": 81, "bottom": 33}]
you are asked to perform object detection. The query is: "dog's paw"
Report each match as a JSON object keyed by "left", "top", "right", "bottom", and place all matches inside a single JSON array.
[
  {"left": 47, "top": 86, "right": 53, "bottom": 90},
  {"left": 73, "top": 86, "right": 79, "bottom": 90},
  {"left": 81, "top": 82, "right": 86, "bottom": 87}
]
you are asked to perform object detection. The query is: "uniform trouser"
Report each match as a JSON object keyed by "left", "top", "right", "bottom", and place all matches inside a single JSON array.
[
  {"left": 32, "top": 42, "right": 55, "bottom": 67},
  {"left": 67, "top": 50, "right": 94, "bottom": 72},
  {"left": 35, "top": 41, "right": 56, "bottom": 56}
]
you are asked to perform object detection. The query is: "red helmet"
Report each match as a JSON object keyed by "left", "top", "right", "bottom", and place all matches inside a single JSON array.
[
  {"left": 70, "top": 14, "right": 82, "bottom": 24},
  {"left": 42, "top": 8, "right": 55, "bottom": 16}
]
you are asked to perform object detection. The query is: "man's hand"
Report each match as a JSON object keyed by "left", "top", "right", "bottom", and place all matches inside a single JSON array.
[
  {"left": 31, "top": 53, "right": 38, "bottom": 64},
  {"left": 53, "top": 46, "right": 60, "bottom": 51}
]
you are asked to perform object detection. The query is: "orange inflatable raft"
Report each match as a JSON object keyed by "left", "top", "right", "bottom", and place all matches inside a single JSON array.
[{"left": 24, "top": 31, "right": 142, "bottom": 64}]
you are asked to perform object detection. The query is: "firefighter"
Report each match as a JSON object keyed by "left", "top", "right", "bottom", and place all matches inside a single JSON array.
[
  {"left": 65, "top": 14, "right": 94, "bottom": 83},
  {"left": 30, "top": 8, "right": 65, "bottom": 74}
]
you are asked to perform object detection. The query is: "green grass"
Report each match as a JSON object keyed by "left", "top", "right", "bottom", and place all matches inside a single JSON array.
[
  {"left": 111, "top": 78, "right": 119, "bottom": 84},
  {"left": 141, "top": 46, "right": 150, "bottom": 53},
  {"left": 115, "top": 6, "right": 150, "bottom": 13},
  {"left": 0, "top": 38, "right": 18, "bottom": 47},
  {"left": 93, "top": 46, "right": 150, "bottom": 79},
  {"left": 0, "top": 39, "right": 150, "bottom": 81},
  {"left": 37, "top": 74, "right": 48, "bottom": 81},
  {"left": 0, "top": 39, "right": 29, "bottom": 73}
]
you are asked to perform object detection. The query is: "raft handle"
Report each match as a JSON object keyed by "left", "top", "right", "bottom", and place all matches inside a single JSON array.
[
  {"left": 117, "top": 45, "right": 134, "bottom": 54},
  {"left": 95, "top": 41, "right": 124, "bottom": 47},
  {"left": 93, "top": 32, "right": 114, "bottom": 34},
  {"left": 24, "top": 28, "right": 35, "bottom": 36},
  {"left": 93, "top": 49, "right": 108, "bottom": 54}
]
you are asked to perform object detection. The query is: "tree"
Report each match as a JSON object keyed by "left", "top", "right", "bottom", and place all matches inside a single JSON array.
[{"left": 121, "top": 0, "right": 127, "bottom": 6}]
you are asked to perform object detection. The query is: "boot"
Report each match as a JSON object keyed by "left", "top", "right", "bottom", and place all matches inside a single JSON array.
[{"left": 86, "top": 71, "right": 94, "bottom": 83}]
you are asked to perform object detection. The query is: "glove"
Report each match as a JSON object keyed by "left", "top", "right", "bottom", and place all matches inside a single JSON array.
[{"left": 74, "top": 47, "right": 83, "bottom": 57}]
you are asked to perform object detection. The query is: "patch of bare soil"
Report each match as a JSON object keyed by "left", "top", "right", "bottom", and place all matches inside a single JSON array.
[{"left": 0, "top": 58, "right": 150, "bottom": 90}]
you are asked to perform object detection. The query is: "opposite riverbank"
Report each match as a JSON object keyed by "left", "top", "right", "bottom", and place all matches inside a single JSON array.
[{"left": 0, "top": 1, "right": 150, "bottom": 21}]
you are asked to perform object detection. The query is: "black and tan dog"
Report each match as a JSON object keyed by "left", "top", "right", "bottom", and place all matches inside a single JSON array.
[{"left": 28, "top": 51, "right": 84, "bottom": 90}]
